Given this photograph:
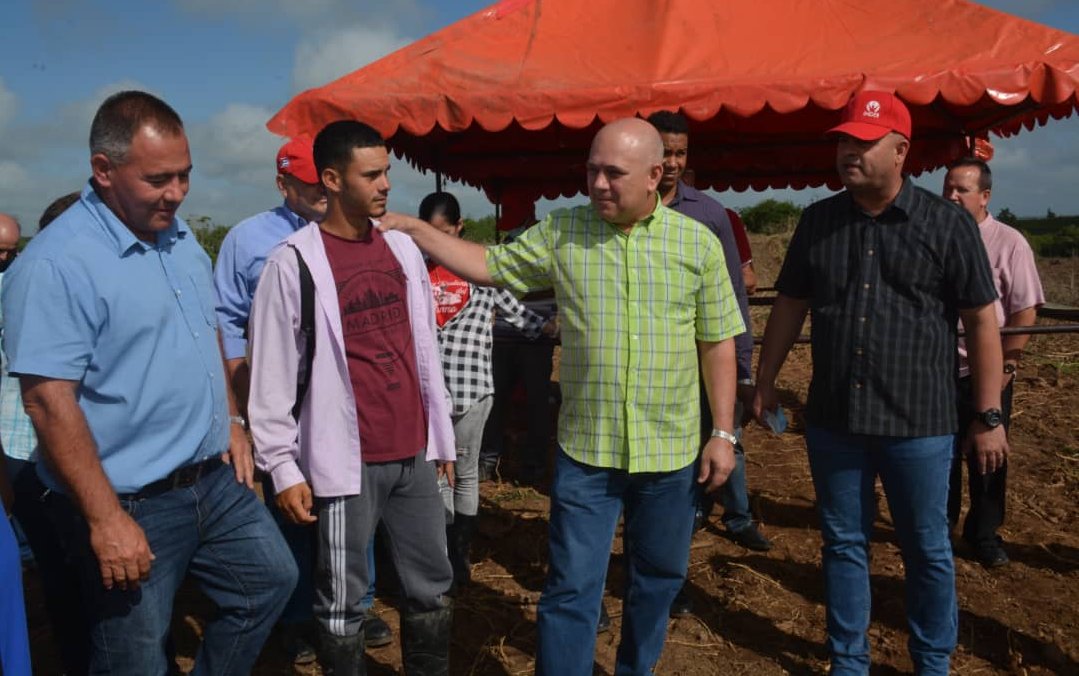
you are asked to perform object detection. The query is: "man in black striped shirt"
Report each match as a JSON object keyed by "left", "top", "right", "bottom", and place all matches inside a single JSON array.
[{"left": 753, "top": 91, "right": 1007, "bottom": 676}]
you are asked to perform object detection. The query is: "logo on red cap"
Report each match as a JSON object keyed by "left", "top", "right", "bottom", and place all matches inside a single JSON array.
[
  {"left": 275, "top": 136, "right": 318, "bottom": 184},
  {"left": 827, "top": 91, "right": 912, "bottom": 141}
]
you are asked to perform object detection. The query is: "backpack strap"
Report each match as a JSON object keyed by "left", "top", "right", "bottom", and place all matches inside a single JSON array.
[{"left": 291, "top": 245, "right": 315, "bottom": 421}]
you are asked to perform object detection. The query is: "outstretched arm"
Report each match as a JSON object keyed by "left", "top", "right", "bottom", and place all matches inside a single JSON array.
[{"left": 377, "top": 213, "right": 495, "bottom": 285}]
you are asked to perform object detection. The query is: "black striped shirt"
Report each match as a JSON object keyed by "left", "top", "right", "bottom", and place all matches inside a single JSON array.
[{"left": 776, "top": 178, "right": 997, "bottom": 437}]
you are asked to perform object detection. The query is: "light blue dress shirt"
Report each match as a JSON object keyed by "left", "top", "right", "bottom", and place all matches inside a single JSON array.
[
  {"left": 0, "top": 272, "right": 38, "bottom": 462},
  {"left": 214, "top": 203, "right": 307, "bottom": 360},
  {"left": 0, "top": 182, "right": 229, "bottom": 494}
]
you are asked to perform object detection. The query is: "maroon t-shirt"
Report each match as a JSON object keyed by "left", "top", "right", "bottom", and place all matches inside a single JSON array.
[{"left": 320, "top": 227, "right": 427, "bottom": 463}]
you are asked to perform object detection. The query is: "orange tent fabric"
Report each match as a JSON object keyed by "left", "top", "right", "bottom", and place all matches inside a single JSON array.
[{"left": 269, "top": 0, "right": 1079, "bottom": 216}]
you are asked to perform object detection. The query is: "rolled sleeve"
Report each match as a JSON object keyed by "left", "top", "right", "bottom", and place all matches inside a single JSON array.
[
  {"left": 485, "top": 218, "right": 553, "bottom": 295},
  {"left": 775, "top": 214, "right": 814, "bottom": 300},
  {"left": 2, "top": 259, "right": 94, "bottom": 381},
  {"left": 213, "top": 232, "right": 252, "bottom": 360},
  {"left": 695, "top": 240, "right": 744, "bottom": 343}
]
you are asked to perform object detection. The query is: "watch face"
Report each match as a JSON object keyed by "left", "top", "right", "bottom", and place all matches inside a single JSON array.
[
  {"left": 1003, "top": 363, "right": 1017, "bottom": 374},
  {"left": 980, "top": 409, "right": 1003, "bottom": 428}
]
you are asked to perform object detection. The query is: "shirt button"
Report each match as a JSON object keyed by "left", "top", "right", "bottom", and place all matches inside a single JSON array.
[
  {"left": 863, "top": 283, "right": 870, "bottom": 290},
  {"left": 854, "top": 381, "right": 863, "bottom": 389},
  {"left": 175, "top": 289, "right": 182, "bottom": 296},
  {"left": 867, "top": 249, "right": 875, "bottom": 256},
  {"left": 631, "top": 335, "right": 639, "bottom": 340},
  {"left": 859, "top": 316, "right": 867, "bottom": 323},
  {"left": 854, "top": 348, "right": 863, "bottom": 356},
  {"left": 193, "top": 332, "right": 200, "bottom": 338}
]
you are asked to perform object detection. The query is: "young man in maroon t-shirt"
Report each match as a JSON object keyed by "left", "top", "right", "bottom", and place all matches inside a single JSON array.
[{"left": 249, "top": 121, "right": 456, "bottom": 675}]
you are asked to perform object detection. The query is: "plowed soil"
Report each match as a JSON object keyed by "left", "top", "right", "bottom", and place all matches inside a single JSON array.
[{"left": 21, "top": 240, "right": 1079, "bottom": 675}]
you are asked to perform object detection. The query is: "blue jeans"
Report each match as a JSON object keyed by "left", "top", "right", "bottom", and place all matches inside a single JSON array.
[
  {"left": 262, "top": 475, "right": 377, "bottom": 622},
  {"left": 806, "top": 427, "right": 957, "bottom": 676},
  {"left": 536, "top": 449, "right": 697, "bottom": 676},
  {"left": 717, "top": 442, "right": 752, "bottom": 532},
  {"left": 50, "top": 461, "right": 298, "bottom": 675}
]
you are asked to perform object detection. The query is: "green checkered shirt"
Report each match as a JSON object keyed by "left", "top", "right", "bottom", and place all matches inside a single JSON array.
[{"left": 485, "top": 199, "right": 744, "bottom": 473}]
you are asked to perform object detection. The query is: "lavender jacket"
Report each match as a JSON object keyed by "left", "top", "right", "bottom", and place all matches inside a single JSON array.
[{"left": 248, "top": 222, "right": 455, "bottom": 498}]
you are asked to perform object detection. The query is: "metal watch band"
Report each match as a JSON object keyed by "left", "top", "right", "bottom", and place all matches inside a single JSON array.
[
  {"left": 229, "top": 415, "right": 248, "bottom": 429},
  {"left": 710, "top": 428, "right": 738, "bottom": 445}
]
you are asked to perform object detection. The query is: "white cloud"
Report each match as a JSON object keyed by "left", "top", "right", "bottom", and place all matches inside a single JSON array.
[
  {"left": 188, "top": 103, "right": 279, "bottom": 184},
  {"left": 0, "top": 78, "right": 17, "bottom": 132},
  {"left": 292, "top": 24, "right": 411, "bottom": 92},
  {"left": 40, "top": 79, "right": 151, "bottom": 151},
  {"left": 174, "top": 0, "right": 430, "bottom": 32},
  {"left": 0, "top": 160, "right": 74, "bottom": 231},
  {"left": 0, "top": 161, "right": 32, "bottom": 194}
]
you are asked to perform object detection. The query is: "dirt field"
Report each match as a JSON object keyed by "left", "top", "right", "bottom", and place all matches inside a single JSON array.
[{"left": 21, "top": 239, "right": 1079, "bottom": 675}]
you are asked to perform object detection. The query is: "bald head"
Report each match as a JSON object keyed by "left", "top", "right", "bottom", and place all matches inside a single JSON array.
[
  {"left": 591, "top": 118, "right": 665, "bottom": 165},
  {"left": 0, "top": 213, "right": 21, "bottom": 271},
  {"left": 587, "top": 118, "right": 664, "bottom": 226}
]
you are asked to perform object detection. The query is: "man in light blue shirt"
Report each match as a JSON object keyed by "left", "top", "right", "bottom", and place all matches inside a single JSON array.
[{"left": 1, "top": 90, "right": 297, "bottom": 675}]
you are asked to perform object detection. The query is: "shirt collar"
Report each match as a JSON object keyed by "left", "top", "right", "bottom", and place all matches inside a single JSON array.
[
  {"left": 281, "top": 201, "right": 309, "bottom": 230},
  {"left": 667, "top": 181, "right": 697, "bottom": 209},
  {"left": 846, "top": 176, "right": 915, "bottom": 220},
  {"left": 82, "top": 181, "right": 187, "bottom": 256},
  {"left": 593, "top": 193, "right": 662, "bottom": 231}
]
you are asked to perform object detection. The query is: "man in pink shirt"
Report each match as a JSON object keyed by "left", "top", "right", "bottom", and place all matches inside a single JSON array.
[
  {"left": 248, "top": 121, "right": 456, "bottom": 675},
  {"left": 943, "top": 157, "right": 1045, "bottom": 568}
]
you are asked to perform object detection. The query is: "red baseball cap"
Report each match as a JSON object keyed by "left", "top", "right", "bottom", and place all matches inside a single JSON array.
[
  {"left": 827, "top": 91, "right": 912, "bottom": 141},
  {"left": 276, "top": 135, "right": 318, "bottom": 184}
]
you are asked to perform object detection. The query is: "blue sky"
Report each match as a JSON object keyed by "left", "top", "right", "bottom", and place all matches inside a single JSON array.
[{"left": 1, "top": 0, "right": 1078, "bottom": 231}]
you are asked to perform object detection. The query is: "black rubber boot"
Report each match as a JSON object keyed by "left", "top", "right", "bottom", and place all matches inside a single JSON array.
[
  {"left": 447, "top": 513, "right": 477, "bottom": 588},
  {"left": 317, "top": 628, "right": 367, "bottom": 676},
  {"left": 400, "top": 602, "right": 453, "bottom": 676}
]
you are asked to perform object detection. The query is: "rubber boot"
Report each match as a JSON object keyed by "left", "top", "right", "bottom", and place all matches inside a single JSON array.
[
  {"left": 400, "top": 601, "right": 453, "bottom": 676},
  {"left": 447, "top": 513, "right": 477, "bottom": 588},
  {"left": 317, "top": 627, "right": 367, "bottom": 676}
]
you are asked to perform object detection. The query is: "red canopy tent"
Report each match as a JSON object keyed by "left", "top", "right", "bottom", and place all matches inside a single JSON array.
[{"left": 268, "top": 0, "right": 1079, "bottom": 226}]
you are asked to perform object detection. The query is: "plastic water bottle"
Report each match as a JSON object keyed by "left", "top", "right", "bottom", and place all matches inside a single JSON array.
[{"left": 762, "top": 405, "right": 788, "bottom": 435}]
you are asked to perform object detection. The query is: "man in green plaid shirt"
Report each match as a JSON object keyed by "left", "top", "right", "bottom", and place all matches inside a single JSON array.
[{"left": 379, "top": 117, "right": 744, "bottom": 675}]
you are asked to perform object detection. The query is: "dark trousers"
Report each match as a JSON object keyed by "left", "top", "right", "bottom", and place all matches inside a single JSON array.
[
  {"left": 481, "top": 340, "right": 555, "bottom": 471},
  {"left": 7, "top": 458, "right": 90, "bottom": 675},
  {"left": 47, "top": 461, "right": 297, "bottom": 675},
  {"left": 948, "top": 376, "right": 1013, "bottom": 547}
]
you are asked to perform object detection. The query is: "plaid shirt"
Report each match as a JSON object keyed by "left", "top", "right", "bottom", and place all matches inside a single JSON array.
[
  {"left": 432, "top": 273, "right": 547, "bottom": 415},
  {"left": 0, "top": 272, "right": 39, "bottom": 461},
  {"left": 486, "top": 199, "right": 744, "bottom": 473},
  {"left": 776, "top": 178, "right": 997, "bottom": 436}
]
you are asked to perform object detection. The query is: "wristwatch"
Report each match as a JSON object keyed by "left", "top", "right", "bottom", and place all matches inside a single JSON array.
[
  {"left": 710, "top": 428, "right": 738, "bottom": 445},
  {"left": 976, "top": 408, "right": 1003, "bottom": 429},
  {"left": 229, "top": 415, "right": 248, "bottom": 430},
  {"left": 1003, "top": 363, "right": 1017, "bottom": 375}
]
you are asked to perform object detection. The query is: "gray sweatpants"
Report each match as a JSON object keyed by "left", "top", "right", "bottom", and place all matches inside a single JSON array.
[{"left": 314, "top": 450, "right": 452, "bottom": 637}]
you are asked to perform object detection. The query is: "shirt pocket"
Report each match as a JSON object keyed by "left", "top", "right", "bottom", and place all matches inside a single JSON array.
[{"left": 188, "top": 274, "right": 219, "bottom": 329}]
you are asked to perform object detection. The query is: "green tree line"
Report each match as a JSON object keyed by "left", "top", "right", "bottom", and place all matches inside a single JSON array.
[{"left": 190, "top": 202, "right": 1079, "bottom": 264}]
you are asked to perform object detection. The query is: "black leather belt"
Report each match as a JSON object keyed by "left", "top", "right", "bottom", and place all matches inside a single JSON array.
[{"left": 119, "top": 457, "right": 222, "bottom": 500}]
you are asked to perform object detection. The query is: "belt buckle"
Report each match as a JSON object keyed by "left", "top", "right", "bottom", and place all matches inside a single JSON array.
[{"left": 171, "top": 460, "right": 204, "bottom": 490}]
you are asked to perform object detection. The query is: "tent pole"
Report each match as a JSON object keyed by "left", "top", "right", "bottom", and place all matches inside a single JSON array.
[{"left": 436, "top": 171, "right": 443, "bottom": 192}]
